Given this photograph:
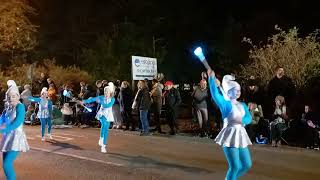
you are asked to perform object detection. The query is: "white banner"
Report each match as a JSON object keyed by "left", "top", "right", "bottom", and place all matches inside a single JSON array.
[{"left": 132, "top": 56, "right": 157, "bottom": 80}]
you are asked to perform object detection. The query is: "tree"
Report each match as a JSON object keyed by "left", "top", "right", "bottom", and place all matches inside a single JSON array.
[
  {"left": 240, "top": 25, "right": 320, "bottom": 89},
  {"left": 81, "top": 22, "right": 167, "bottom": 81},
  {"left": 0, "top": 0, "right": 38, "bottom": 53}
]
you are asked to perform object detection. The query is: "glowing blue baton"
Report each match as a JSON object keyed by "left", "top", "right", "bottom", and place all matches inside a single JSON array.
[
  {"left": 83, "top": 105, "right": 93, "bottom": 112},
  {"left": 75, "top": 100, "right": 93, "bottom": 112},
  {"left": 194, "top": 47, "right": 212, "bottom": 71}
]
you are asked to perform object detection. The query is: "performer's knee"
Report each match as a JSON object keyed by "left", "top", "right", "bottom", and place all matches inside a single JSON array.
[
  {"left": 229, "top": 160, "right": 242, "bottom": 174},
  {"left": 242, "top": 159, "right": 252, "bottom": 171}
]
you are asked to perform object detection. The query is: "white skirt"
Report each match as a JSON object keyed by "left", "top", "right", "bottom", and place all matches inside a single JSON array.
[
  {"left": 215, "top": 124, "right": 252, "bottom": 148},
  {"left": 0, "top": 129, "right": 29, "bottom": 152}
]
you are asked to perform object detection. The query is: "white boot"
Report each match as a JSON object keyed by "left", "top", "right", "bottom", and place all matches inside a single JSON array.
[
  {"left": 41, "top": 137, "right": 45, "bottom": 141},
  {"left": 48, "top": 134, "right": 53, "bottom": 140},
  {"left": 98, "top": 138, "right": 103, "bottom": 146},
  {"left": 101, "top": 145, "right": 107, "bottom": 153}
]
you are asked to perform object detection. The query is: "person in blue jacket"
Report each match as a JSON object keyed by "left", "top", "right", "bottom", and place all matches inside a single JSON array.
[
  {"left": 208, "top": 70, "right": 252, "bottom": 180},
  {"left": 81, "top": 82, "right": 115, "bottom": 153},
  {"left": 29, "top": 87, "right": 53, "bottom": 141},
  {"left": 0, "top": 83, "right": 29, "bottom": 180}
]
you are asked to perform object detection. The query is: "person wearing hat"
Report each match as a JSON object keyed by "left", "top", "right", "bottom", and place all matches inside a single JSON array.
[
  {"left": 207, "top": 70, "right": 252, "bottom": 180},
  {"left": 163, "top": 81, "right": 181, "bottom": 135},
  {"left": 80, "top": 82, "right": 115, "bottom": 153},
  {"left": 28, "top": 87, "right": 54, "bottom": 141},
  {"left": 0, "top": 81, "right": 29, "bottom": 180}
]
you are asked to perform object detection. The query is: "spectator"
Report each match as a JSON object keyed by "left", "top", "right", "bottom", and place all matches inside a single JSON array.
[
  {"left": 119, "top": 81, "right": 135, "bottom": 131},
  {"left": 81, "top": 85, "right": 97, "bottom": 127},
  {"left": 270, "top": 95, "right": 288, "bottom": 147},
  {"left": 95, "top": 80, "right": 104, "bottom": 96},
  {"left": 150, "top": 79, "right": 163, "bottom": 133},
  {"left": 268, "top": 67, "right": 295, "bottom": 107},
  {"left": 112, "top": 80, "right": 123, "bottom": 129},
  {"left": 102, "top": 80, "right": 108, "bottom": 89},
  {"left": 191, "top": 79, "right": 209, "bottom": 137},
  {"left": 48, "top": 84, "right": 58, "bottom": 104},
  {"left": 61, "top": 103, "right": 73, "bottom": 125},
  {"left": 163, "top": 81, "right": 181, "bottom": 135},
  {"left": 20, "top": 84, "right": 32, "bottom": 109},
  {"left": 133, "top": 80, "right": 151, "bottom": 136},
  {"left": 38, "top": 72, "right": 49, "bottom": 89},
  {"left": 62, "top": 84, "right": 73, "bottom": 104},
  {"left": 78, "top": 81, "right": 87, "bottom": 99},
  {"left": 246, "top": 102, "right": 264, "bottom": 143},
  {"left": 244, "top": 76, "right": 264, "bottom": 106},
  {"left": 301, "top": 105, "right": 319, "bottom": 150},
  {"left": 47, "top": 78, "right": 57, "bottom": 91}
]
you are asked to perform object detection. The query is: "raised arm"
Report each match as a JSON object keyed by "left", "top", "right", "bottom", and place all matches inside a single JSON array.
[
  {"left": 207, "top": 71, "right": 232, "bottom": 119},
  {"left": 83, "top": 96, "right": 101, "bottom": 104},
  {"left": 28, "top": 96, "right": 41, "bottom": 103},
  {"left": 0, "top": 103, "right": 25, "bottom": 133}
]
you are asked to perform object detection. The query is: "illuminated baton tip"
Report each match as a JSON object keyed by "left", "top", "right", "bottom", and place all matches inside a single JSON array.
[
  {"left": 84, "top": 106, "right": 92, "bottom": 112},
  {"left": 194, "top": 47, "right": 205, "bottom": 61}
]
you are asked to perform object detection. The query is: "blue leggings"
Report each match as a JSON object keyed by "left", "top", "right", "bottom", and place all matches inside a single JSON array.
[
  {"left": 3, "top": 151, "right": 19, "bottom": 180},
  {"left": 99, "top": 117, "right": 111, "bottom": 145},
  {"left": 223, "top": 147, "right": 252, "bottom": 180},
  {"left": 40, "top": 118, "right": 52, "bottom": 137}
]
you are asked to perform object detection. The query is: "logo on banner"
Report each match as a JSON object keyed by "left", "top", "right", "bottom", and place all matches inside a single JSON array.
[{"left": 134, "top": 59, "right": 140, "bottom": 67}]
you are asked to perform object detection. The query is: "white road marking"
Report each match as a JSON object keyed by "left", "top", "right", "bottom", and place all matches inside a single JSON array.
[
  {"left": 53, "top": 132, "right": 85, "bottom": 138},
  {"left": 35, "top": 135, "right": 73, "bottom": 141},
  {"left": 31, "top": 147, "right": 124, "bottom": 167}
]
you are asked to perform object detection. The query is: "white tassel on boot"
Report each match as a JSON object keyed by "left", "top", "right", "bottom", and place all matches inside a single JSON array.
[
  {"left": 101, "top": 145, "right": 107, "bottom": 153},
  {"left": 98, "top": 138, "right": 103, "bottom": 146}
]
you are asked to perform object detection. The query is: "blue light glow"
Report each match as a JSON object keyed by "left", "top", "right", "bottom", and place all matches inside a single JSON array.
[{"left": 194, "top": 47, "right": 205, "bottom": 61}]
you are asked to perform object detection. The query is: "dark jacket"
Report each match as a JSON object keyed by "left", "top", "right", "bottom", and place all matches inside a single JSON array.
[
  {"left": 136, "top": 87, "right": 151, "bottom": 111},
  {"left": 114, "top": 87, "right": 120, "bottom": 104},
  {"left": 40, "top": 77, "right": 49, "bottom": 89},
  {"left": 119, "top": 87, "right": 134, "bottom": 111},
  {"left": 163, "top": 88, "right": 181, "bottom": 109},
  {"left": 244, "top": 86, "right": 263, "bottom": 105},
  {"left": 191, "top": 86, "right": 208, "bottom": 109},
  {"left": 268, "top": 76, "right": 295, "bottom": 103},
  {"left": 96, "top": 87, "right": 104, "bottom": 96}
]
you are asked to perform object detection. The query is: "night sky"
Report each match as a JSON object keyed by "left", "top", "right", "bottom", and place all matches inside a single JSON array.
[{"left": 7, "top": 0, "right": 320, "bottom": 81}]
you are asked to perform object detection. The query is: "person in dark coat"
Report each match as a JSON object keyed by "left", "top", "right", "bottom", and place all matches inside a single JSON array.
[
  {"left": 163, "top": 81, "right": 181, "bottom": 135},
  {"left": 268, "top": 67, "right": 295, "bottom": 108},
  {"left": 119, "top": 81, "right": 135, "bottom": 131}
]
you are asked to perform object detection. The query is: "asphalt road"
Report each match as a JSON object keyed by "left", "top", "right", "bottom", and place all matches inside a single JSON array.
[{"left": 0, "top": 126, "right": 319, "bottom": 180}]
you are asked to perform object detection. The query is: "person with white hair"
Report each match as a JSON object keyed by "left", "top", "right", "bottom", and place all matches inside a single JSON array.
[
  {"left": 0, "top": 81, "right": 29, "bottom": 180},
  {"left": 208, "top": 71, "right": 252, "bottom": 180},
  {"left": 81, "top": 82, "right": 115, "bottom": 153},
  {"left": 28, "top": 87, "right": 53, "bottom": 141},
  {"left": 20, "top": 84, "right": 32, "bottom": 109}
]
